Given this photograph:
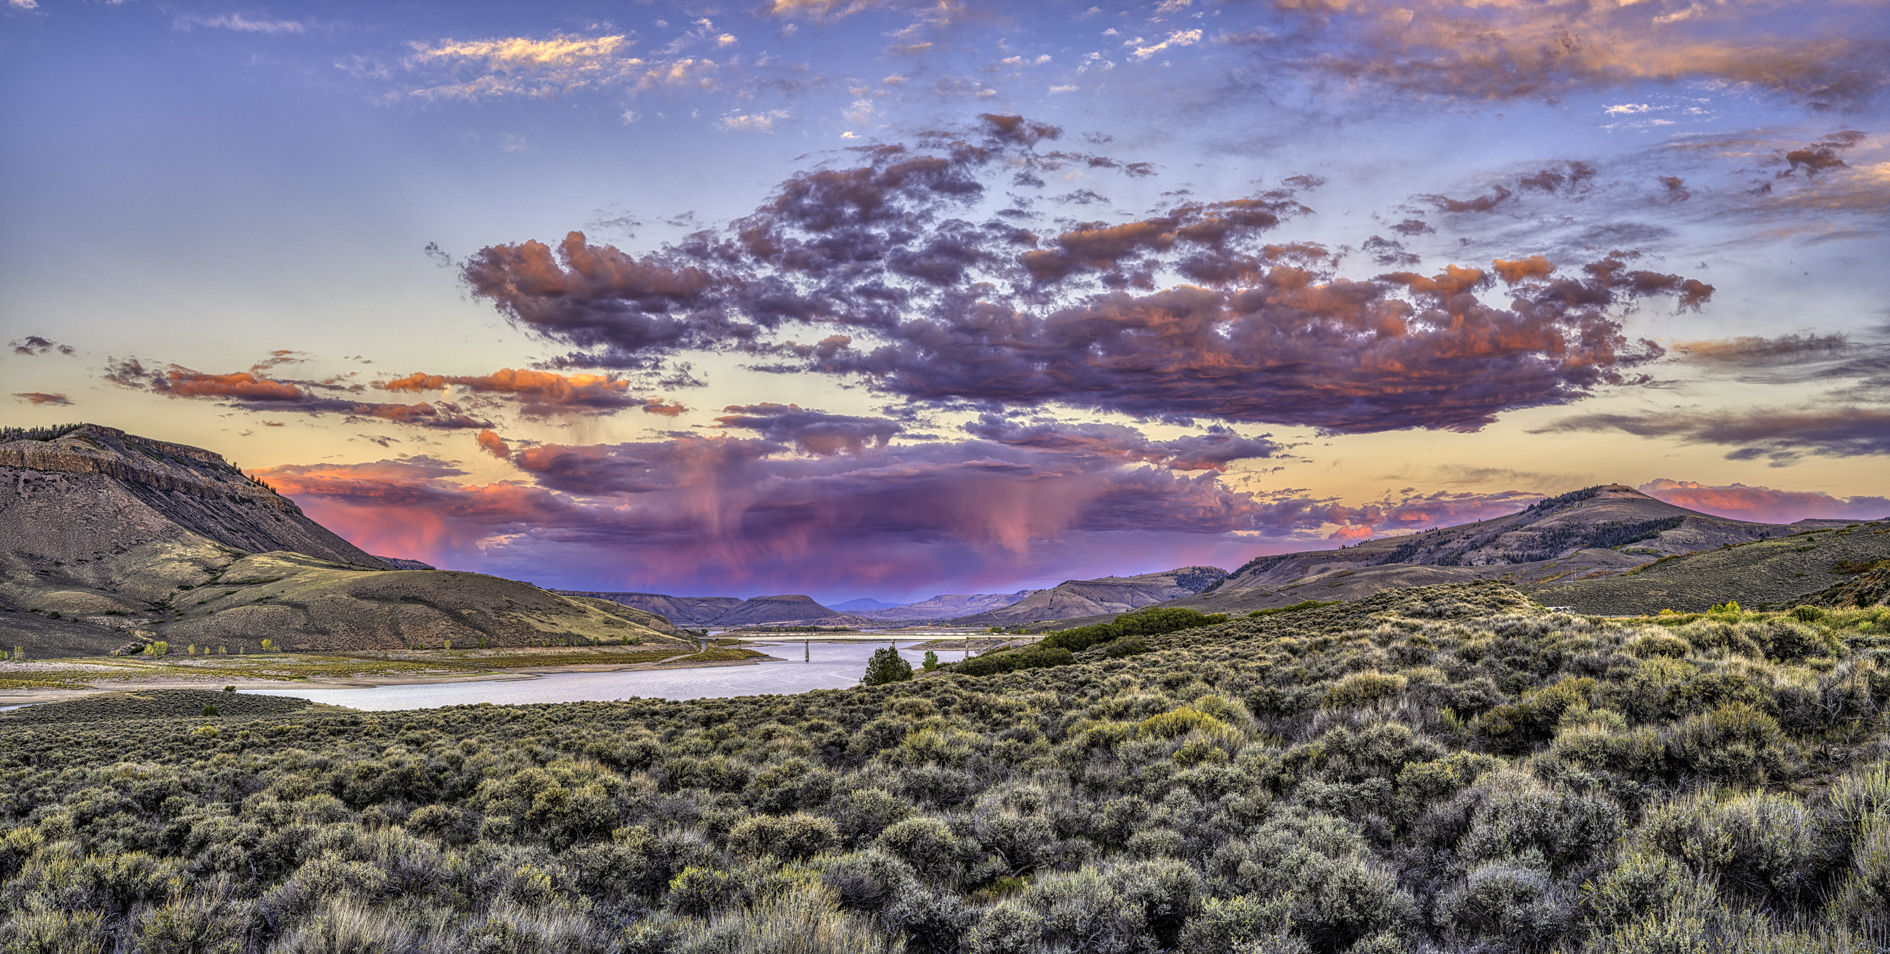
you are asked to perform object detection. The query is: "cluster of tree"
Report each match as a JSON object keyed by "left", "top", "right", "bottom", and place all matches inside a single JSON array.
[
  {"left": 1, "top": 583, "right": 1888, "bottom": 953},
  {"left": 0, "top": 423, "right": 83, "bottom": 443}
]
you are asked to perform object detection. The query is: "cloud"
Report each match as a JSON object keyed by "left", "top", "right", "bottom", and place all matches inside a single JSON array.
[
  {"left": 254, "top": 416, "right": 1511, "bottom": 594},
  {"left": 475, "top": 430, "right": 512, "bottom": 460},
  {"left": 1419, "top": 185, "right": 1513, "bottom": 214},
  {"left": 761, "top": 0, "right": 903, "bottom": 21},
  {"left": 714, "top": 404, "right": 902, "bottom": 456},
  {"left": 1131, "top": 29, "right": 1203, "bottom": 60},
  {"left": 1540, "top": 407, "right": 1890, "bottom": 461},
  {"left": 174, "top": 13, "right": 307, "bottom": 34},
  {"left": 1670, "top": 334, "right": 1850, "bottom": 365},
  {"left": 718, "top": 110, "right": 790, "bottom": 133},
  {"left": 10, "top": 336, "right": 73, "bottom": 357},
  {"left": 378, "top": 367, "right": 684, "bottom": 417},
  {"left": 1640, "top": 478, "right": 1890, "bottom": 523},
  {"left": 12, "top": 392, "right": 70, "bottom": 406},
  {"left": 104, "top": 357, "right": 493, "bottom": 430},
  {"left": 462, "top": 117, "right": 1712, "bottom": 434},
  {"left": 398, "top": 34, "right": 728, "bottom": 102},
  {"left": 1270, "top": 0, "right": 1889, "bottom": 109}
]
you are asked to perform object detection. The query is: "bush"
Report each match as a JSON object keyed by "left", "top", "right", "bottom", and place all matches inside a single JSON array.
[
  {"left": 1435, "top": 861, "right": 1571, "bottom": 950},
  {"left": 1581, "top": 850, "right": 1715, "bottom": 934},
  {"left": 860, "top": 648, "right": 913, "bottom": 686},
  {"left": 954, "top": 644, "right": 1074, "bottom": 676},
  {"left": 1322, "top": 671, "right": 1407, "bottom": 709},
  {"left": 728, "top": 813, "right": 840, "bottom": 860},
  {"left": 1637, "top": 791, "right": 1835, "bottom": 907},
  {"left": 1667, "top": 704, "right": 1800, "bottom": 787}
]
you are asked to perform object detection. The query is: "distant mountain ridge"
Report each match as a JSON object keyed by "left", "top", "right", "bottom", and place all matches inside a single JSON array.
[
  {"left": 1172, "top": 484, "right": 1872, "bottom": 616},
  {"left": 955, "top": 566, "right": 1227, "bottom": 626}
]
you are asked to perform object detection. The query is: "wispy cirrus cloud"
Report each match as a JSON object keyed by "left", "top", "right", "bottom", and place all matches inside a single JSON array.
[
  {"left": 173, "top": 13, "right": 308, "bottom": 35},
  {"left": 1268, "top": 0, "right": 1888, "bottom": 109},
  {"left": 103, "top": 357, "right": 493, "bottom": 430},
  {"left": 396, "top": 31, "right": 744, "bottom": 102},
  {"left": 1540, "top": 407, "right": 1890, "bottom": 462},
  {"left": 12, "top": 392, "right": 70, "bottom": 406}
]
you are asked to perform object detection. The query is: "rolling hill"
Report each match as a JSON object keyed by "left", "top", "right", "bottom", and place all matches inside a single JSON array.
[
  {"left": 1168, "top": 484, "right": 1865, "bottom": 617},
  {"left": 0, "top": 424, "right": 685, "bottom": 655}
]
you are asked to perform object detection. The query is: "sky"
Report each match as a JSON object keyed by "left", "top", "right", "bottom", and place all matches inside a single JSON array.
[{"left": 2, "top": 0, "right": 1887, "bottom": 603}]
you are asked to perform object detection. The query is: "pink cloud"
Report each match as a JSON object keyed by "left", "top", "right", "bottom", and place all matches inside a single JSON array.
[{"left": 1640, "top": 479, "right": 1890, "bottom": 524}]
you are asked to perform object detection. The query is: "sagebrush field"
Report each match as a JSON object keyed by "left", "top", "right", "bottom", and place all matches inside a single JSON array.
[{"left": 3, "top": 583, "right": 1888, "bottom": 953}]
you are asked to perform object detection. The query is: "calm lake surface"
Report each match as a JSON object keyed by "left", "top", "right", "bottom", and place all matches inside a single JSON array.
[{"left": 243, "top": 641, "right": 949, "bottom": 710}]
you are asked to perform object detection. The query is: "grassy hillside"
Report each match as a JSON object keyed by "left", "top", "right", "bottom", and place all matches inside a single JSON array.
[
  {"left": 1528, "top": 521, "right": 1890, "bottom": 615},
  {"left": 1, "top": 550, "right": 690, "bottom": 658},
  {"left": 2, "top": 583, "right": 1888, "bottom": 952}
]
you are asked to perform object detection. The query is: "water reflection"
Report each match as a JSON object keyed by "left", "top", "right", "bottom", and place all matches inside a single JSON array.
[{"left": 242, "top": 641, "right": 945, "bottom": 710}]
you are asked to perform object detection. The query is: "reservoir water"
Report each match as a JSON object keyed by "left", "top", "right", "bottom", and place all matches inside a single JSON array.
[{"left": 243, "top": 641, "right": 947, "bottom": 710}]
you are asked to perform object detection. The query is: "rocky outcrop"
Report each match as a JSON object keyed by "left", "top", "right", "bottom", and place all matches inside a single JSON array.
[
  {"left": 1, "top": 425, "right": 386, "bottom": 570},
  {"left": 710, "top": 595, "right": 841, "bottom": 627},
  {"left": 0, "top": 425, "right": 690, "bottom": 655}
]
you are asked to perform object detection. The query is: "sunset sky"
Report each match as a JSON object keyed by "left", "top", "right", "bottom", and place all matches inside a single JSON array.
[{"left": 3, "top": 0, "right": 1886, "bottom": 602}]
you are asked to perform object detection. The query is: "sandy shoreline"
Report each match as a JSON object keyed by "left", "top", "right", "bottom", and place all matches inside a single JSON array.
[{"left": 0, "top": 651, "right": 785, "bottom": 707}]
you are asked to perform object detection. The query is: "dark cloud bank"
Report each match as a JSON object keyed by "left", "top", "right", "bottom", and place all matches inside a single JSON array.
[{"left": 461, "top": 114, "right": 1714, "bottom": 435}]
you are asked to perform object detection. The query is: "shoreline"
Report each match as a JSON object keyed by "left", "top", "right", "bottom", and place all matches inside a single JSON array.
[
  {"left": 0, "top": 638, "right": 989, "bottom": 708},
  {"left": 0, "top": 649, "right": 789, "bottom": 708}
]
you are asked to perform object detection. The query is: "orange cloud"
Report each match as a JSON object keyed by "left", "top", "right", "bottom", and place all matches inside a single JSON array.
[
  {"left": 378, "top": 367, "right": 682, "bottom": 417},
  {"left": 162, "top": 370, "right": 304, "bottom": 402},
  {"left": 1493, "top": 256, "right": 1554, "bottom": 285},
  {"left": 476, "top": 429, "right": 512, "bottom": 460},
  {"left": 103, "top": 358, "right": 492, "bottom": 430}
]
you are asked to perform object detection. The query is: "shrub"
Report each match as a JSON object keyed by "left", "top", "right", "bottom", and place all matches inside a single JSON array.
[
  {"left": 1137, "top": 706, "right": 1236, "bottom": 742},
  {"left": 877, "top": 817, "right": 969, "bottom": 885},
  {"left": 1453, "top": 770, "right": 1624, "bottom": 876},
  {"left": 1435, "top": 861, "right": 1572, "bottom": 951},
  {"left": 1322, "top": 671, "right": 1407, "bottom": 709},
  {"left": 1476, "top": 678, "right": 1596, "bottom": 752},
  {"left": 1177, "top": 895, "right": 1303, "bottom": 954},
  {"left": 1582, "top": 850, "right": 1715, "bottom": 934},
  {"left": 728, "top": 813, "right": 840, "bottom": 861},
  {"left": 1667, "top": 704, "right": 1800, "bottom": 787},
  {"left": 860, "top": 648, "right": 912, "bottom": 686},
  {"left": 675, "top": 885, "right": 892, "bottom": 954},
  {"left": 1745, "top": 619, "right": 1844, "bottom": 662},
  {"left": 1637, "top": 791, "right": 1835, "bottom": 907},
  {"left": 1625, "top": 634, "right": 1690, "bottom": 659},
  {"left": 955, "top": 644, "right": 1074, "bottom": 676},
  {"left": 965, "top": 901, "right": 1043, "bottom": 954}
]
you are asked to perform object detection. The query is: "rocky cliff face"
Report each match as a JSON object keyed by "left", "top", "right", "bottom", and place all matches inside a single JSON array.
[
  {"left": 1, "top": 425, "right": 386, "bottom": 573},
  {"left": 710, "top": 595, "right": 842, "bottom": 626}
]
